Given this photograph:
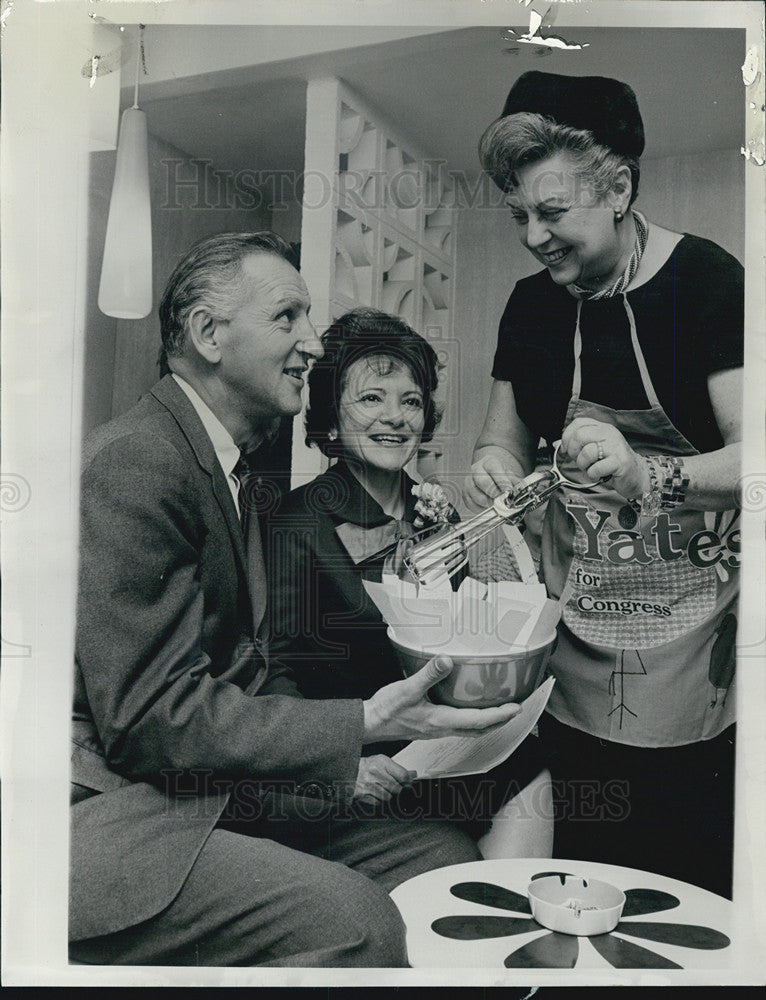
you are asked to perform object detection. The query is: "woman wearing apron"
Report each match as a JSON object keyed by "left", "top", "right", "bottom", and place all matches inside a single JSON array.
[{"left": 466, "top": 72, "right": 742, "bottom": 897}]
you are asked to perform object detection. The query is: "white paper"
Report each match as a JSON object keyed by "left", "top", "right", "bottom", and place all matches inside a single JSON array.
[
  {"left": 490, "top": 579, "right": 548, "bottom": 604},
  {"left": 504, "top": 600, "right": 544, "bottom": 648},
  {"left": 365, "top": 574, "right": 558, "bottom": 653},
  {"left": 393, "top": 677, "right": 555, "bottom": 779},
  {"left": 457, "top": 576, "right": 488, "bottom": 602}
]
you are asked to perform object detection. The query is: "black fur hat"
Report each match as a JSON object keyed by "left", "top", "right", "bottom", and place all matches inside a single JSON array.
[{"left": 500, "top": 71, "right": 645, "bottom": 158}]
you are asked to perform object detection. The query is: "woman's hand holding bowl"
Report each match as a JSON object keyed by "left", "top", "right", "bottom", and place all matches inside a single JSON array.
[{"left": 560, "top": 417, "right": 650, "bottom": 500}]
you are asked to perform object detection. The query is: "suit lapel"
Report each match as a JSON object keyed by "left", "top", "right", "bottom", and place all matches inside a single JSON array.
[{"left": 150, "top": 377, "right": 248, "bottom": 582}]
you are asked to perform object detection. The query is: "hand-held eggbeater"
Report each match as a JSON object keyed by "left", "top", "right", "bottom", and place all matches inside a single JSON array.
[{"left": 404, "top": 442, "right": 609, "bottom": 589}]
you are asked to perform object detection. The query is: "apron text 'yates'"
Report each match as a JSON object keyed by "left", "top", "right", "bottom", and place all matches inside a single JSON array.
[{"left": 567, "top": 504, "right": 740, "bottom": 569}]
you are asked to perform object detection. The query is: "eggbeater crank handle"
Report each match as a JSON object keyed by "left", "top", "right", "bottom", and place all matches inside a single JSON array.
[
  {"left": 492, "top": 470, "right": 562, "bottom": 522},
  {"left": 491, "top": 491, "right": 524, "bottom": 522}
]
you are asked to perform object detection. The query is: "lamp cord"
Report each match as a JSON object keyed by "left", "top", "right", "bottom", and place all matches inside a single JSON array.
[{"left": 132, "top": 24, "right": 145, "bottom": 108}]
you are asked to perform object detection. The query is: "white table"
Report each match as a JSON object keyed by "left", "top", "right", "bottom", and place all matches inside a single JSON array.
[{"left": 389, "top": 858, "right": 734, "bottom": 970}]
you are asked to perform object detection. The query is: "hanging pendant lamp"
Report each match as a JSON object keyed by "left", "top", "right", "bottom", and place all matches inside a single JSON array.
[{"left": 98, "top": 26, "right": 152, "bottom": 319}]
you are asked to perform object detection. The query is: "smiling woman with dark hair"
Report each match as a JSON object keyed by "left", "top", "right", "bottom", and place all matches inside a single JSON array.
[
  {"left": 305, "top": 307, "right": 443, "bottom": 458},
  {"left": 266, "top": 307, "right": 553, "bottom": 856},
  {"left": 269, "top": 308, "right": 446, "bottom": 705}
]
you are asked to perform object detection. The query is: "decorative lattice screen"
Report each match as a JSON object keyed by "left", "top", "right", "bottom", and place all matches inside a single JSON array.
[{"left": 296, "top": 77, "right": 457, "bottom": 485}]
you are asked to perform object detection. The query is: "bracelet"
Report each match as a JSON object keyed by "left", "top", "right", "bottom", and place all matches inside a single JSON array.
[
  {"left": 639, "top": 456, "right": 663, "bottom": 518},
  {"left": 625, "top": 455, "right": 688, "bottom": 520},
  {"left": 657, "top": 456, "right": 689, "bottom": 511},
  {"left": 623, "top": 456, "right": 661, "bottom": 521}
]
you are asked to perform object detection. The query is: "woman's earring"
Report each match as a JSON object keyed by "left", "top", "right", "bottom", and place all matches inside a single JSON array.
[
  {"left": 614, "top": 208, "right": 625, "bottom": 223},
  {"left": 328, "top": 428, "right": 338, "bottom": 442}
]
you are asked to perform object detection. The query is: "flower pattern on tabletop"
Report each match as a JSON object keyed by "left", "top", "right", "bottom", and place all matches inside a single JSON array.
[{"left": 430, "top": 871, "right": 731, "bottom": 969}]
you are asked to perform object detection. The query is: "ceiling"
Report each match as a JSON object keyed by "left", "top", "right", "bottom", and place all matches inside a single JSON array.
[{"left": 137, "top": 25, "right": 747, "bottom": 180}]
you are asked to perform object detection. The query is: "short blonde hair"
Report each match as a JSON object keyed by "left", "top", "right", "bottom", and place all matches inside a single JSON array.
[{"left": 480, "top": 111, "right": 640, "bottom": 205}]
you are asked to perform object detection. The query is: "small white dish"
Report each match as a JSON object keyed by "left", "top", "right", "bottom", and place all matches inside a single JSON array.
[{"left": 527, "top": 874, "right": 626, "bottom": 936}]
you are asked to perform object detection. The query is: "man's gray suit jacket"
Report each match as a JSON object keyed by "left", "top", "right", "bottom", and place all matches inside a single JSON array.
[{"left": 70, "top": 375, "right": 364, "bottom": 942}]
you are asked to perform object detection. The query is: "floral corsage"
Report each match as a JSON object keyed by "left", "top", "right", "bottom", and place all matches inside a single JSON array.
[{"left": 411, "top": 481, "right": 459, "bottom": 529}]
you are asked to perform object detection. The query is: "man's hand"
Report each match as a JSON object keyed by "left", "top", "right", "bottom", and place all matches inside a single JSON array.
[
  {"left": 362, "top": 656, "right": 521, "bottom": 744},
  {"left": 353, "top": 755, "right": 417, "bottom": 804}
]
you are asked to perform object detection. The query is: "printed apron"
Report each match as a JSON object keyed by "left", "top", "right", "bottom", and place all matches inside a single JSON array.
[{"left": 541, "top": 295, "right": 739, "bottom": 747}]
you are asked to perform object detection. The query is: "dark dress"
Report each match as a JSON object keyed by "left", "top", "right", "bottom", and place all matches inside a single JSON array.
[{"left": 266, "top": 459, "right": 546, "bottom": 837}]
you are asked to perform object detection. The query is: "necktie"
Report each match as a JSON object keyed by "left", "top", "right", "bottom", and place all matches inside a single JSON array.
[{"left": 235, "top": 452, "right": 268, "bottom": 635}]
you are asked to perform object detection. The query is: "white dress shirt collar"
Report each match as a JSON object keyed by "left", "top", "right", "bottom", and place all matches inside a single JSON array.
[{"left": 172, "top": 374, "right": 241, "bottom": 509}]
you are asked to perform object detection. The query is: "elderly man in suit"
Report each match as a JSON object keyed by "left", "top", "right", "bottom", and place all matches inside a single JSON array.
[{"left": 70, "top": 231, "right": 520, "bottom": 967}]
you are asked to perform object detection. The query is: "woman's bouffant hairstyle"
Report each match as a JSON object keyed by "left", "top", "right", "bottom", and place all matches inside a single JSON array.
[
  {"left": 479, "top": 112, "right": 640, "bottom": 206},
  {"left": 305, "top": 308, "right": 443, "bottom": 457}
]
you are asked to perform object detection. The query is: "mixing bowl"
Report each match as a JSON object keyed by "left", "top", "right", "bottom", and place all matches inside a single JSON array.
[{"left": 388, "top": 629, "right": 555, "bottom": 707}]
